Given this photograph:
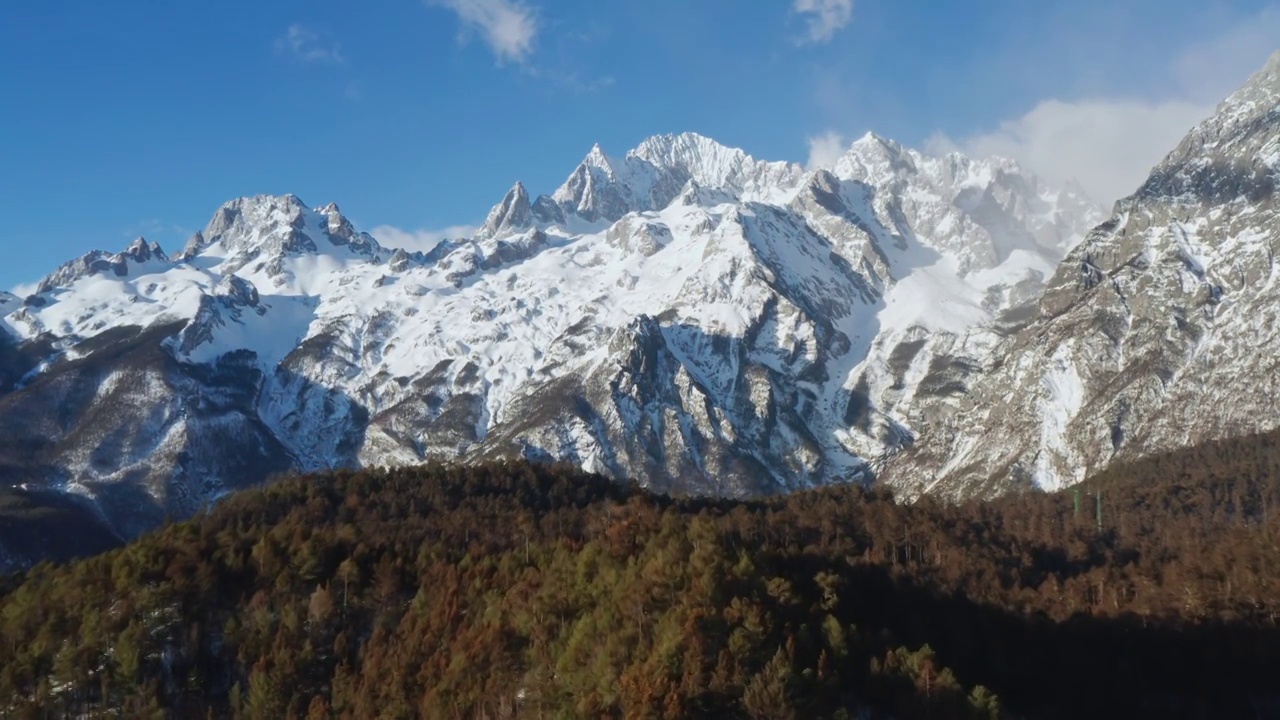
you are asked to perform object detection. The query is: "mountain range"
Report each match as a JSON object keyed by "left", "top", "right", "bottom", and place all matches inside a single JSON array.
[{"left": 1, "top": 50, "right": 1277, "bottom": 566}]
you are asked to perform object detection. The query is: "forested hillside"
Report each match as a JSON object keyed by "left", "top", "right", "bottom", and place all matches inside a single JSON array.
[{"left": 2, "top": 434, "right": 1280, "bottom": 718}]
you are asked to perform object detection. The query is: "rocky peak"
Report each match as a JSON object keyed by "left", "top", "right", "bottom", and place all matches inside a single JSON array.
[
  {"left": 182, "top": 194, "right": 385, "bottom": 271},
  {"left": 835, "top": 133, "right": 916, "bottom": 180},
  {"left": 388, "top": 247, "right": 424, "bottom": 273},
  {"left": 180, "top": 231, "right": 207, "bottom": 259},
  {"left": 583, "top": 143, "right": 616, "bottom": 173},
  {"left": 123, "top": 237, "right": 168, "bottom": 264},
  {"left": 543, "top": 133, "right": 805, "bottom": 225},
  {"left": 551, "top": 145, "right": 633, "bottom": 224},
  {"left": 478, "top": 182, "right": 534, "bottom": 239},
  {"left": 319, "top": 202, "right": 350, "bottom": 234},
  {"left": 629, "top": 132, "right": 746, "bottom": 178},
  {"left": 320, "top": 202, "right": 381, "bottom": 255},
  {"left": 214, "top": 275, "right": 260, "bottom": 307},
  {"left": 632, "top": 132, "right": 804, "bottom": 208},
  {"left": 1126, "top": 50, "right": 1279, "bottom": 210},
  {"left": 35, "top": 235, "right": 179, "bottom": 294},
  {"left": 829, "top": 135, "right": 1104, "bottom": 268}
]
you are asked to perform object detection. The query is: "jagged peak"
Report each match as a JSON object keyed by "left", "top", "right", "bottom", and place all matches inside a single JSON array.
[
  {"left": 633, "top": 133, "right": 745, "bottom": 179},
  {"left": 478, "top": 181, "right": 535, "bottom": 239},
  {"left": 834, "top": 133, "right": 917, "bottom": 181},
  {"left": 852, "top": 130, "right": 889, "bottom": 147},
  {"left": 582, "top": 143, "right": 616, "bottom": 174},
  {"left": 845, "top": 132, "right": 1019, "bottom": 175},
  {"left": 122, "top": 237, "right": 168, "bottom": 264},
  {"left": 833, "top": 132, "right": 1049, "bottom": 194},
  {"left": 628, "top": 131, "right": 803, "bottom": 184},
  {"left": 209, "top": 194, "right": 292, "bottom": 224},
  {"left": 179, "top": 231, "right": 207, "bottom": 260},
  {"left": 629, "top": 131, "right": 744, "bottom": 162},
  {"left": 219, "top": 192, "right": 308, "bottom": 212},
  {"left": 318, "top": 202, "right": 356, "bottom": 231},
  {"left": 802, "top": 167, "right": 844, "bottom": 195},
  {"left": 846, "top": 131, "right": 909, "bottom": 160},
  {"left": 543, "top": 132, "right": 808, "bottom": 222},
  {"left": 181, "top": 192, "right": 388, "bottom": 267},
  {"left": 206, "top": 194, "right": 308, "bottom": 230},
  {"left": 317, "top": 201, "right": 357, "bottom": 234}
]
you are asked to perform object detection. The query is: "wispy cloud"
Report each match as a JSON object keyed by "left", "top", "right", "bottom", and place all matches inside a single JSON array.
[
  {"left": 428, "top": 0, "right": 539, "bottom": 65},
  {"left": 124, "top": 219, "right": 193, "bottom": 246},
  {"left": 534, "top": 69, "right": 615, "bottom": 94},
  {"left": 275, "top": 24, "right": 346, "bottom": 65},
  {"left": 370, "top": 224, "right": 478, "bottom": 253},
  {"left": 805, "top": 131, "right": 848, "bottom": 170},
  {"left": 792, "top": 0, "right": 854, "bottom": 45}
]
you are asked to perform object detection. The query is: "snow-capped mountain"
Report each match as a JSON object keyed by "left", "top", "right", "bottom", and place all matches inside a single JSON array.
[
  {"left": 885, "top": 50, "right": 1280, "bottom": 499},
  {"left": 0, "top": 129, "right": 1100, "bottom": 545}
]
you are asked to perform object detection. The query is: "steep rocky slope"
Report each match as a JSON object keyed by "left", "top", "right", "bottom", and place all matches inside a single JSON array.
[{"left": 885, "top": 50, "right": 1280, "bottom": 498}]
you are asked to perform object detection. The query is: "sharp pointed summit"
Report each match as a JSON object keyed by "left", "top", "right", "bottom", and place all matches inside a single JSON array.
[{"left": 479, "top": 181, "right": 534, "bottom": 239}]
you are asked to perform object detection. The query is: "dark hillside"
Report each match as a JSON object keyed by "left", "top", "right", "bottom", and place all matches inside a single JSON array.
[{"left": 1, "top": 449, "right": 1278, "bottom": 718}]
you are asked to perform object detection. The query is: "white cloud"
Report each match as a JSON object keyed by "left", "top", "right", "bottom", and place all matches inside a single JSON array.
[
  {"left": 428, "top": 0, "right": 539, "bottom": 65},
  {"left": 371, "top": 224, "right": 478, "bottom": 253},
  {"left": 924, "top": 11, "right": 1279, "bottom": 207},
  {"left": 792, "top": 0, "right": 854, "bottom": 44},
  {"left": 275, "top": 24, "right": 346, "bottom": 65},
  {"left": 805, "top": 131, "right": 848, "bottom": 170},
  {"left": 9, "top": 281, "right": 38, "bottom": 298},
  {"left": 931, "top": 99, "right": 1213, "bottom": 206}
]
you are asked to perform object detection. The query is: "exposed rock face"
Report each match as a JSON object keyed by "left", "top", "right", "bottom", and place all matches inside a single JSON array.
[
  {"left": 884, "top": 51, "right": 1280, "bottom": 498},
  {"left": 0, "top": 126, "right": 1100, "bottom": 558}
]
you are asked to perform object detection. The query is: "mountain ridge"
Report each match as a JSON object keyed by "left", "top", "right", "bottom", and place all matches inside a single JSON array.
[
  {"left": 883, "top": 50, "right": 1280, "bottom": 498},
  {"left": 0, "top": 127, "right": 1104, "bottom": 555}
]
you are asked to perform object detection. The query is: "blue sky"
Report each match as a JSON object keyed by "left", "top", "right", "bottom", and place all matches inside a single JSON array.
[{"left": 1, "top": 0, "right": 1277, "bottom": 291}]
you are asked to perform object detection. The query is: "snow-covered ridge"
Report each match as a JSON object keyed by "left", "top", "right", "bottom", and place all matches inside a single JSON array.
[{"left": 0, "top": 130, "right": 1102, "bottom": 534}]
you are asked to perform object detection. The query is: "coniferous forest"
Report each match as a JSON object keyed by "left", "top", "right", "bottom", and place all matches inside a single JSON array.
[{"left": 2, "top": 428, "right": 1280, "bottom": 718}]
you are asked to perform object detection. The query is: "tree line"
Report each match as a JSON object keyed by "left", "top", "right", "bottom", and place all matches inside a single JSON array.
[{"left": 1, "top": 425, "right": 1279, "bottom": 718}]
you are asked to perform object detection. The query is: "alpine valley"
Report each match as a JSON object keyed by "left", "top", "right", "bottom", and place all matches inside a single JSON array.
[{"left": 2, "top": 51, "right": 1278, "bottom": 568}]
